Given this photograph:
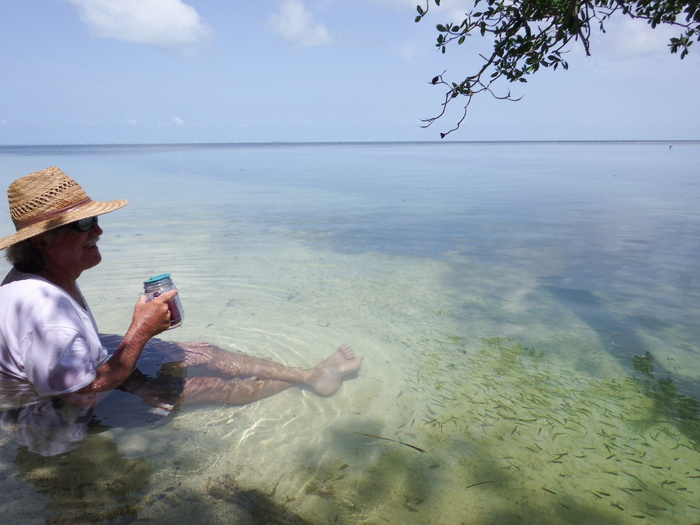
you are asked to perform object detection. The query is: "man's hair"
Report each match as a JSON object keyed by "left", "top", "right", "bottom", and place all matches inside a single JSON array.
[{"left": 5, "top": 230, "right": 59, "bottom": 273}]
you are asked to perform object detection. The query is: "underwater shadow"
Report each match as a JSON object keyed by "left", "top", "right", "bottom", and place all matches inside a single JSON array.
[
  {"left": 540, "top": 283, "right": 700, "bottom": 444},
  {"left": 205, "top": 474, "right": 316, "bottom": 525},
  {"left": 286, "top": 416, "right": 633, "bottom": 525},
  {"left": 13, "top": 424, "right": 151, "bottom": 525}
]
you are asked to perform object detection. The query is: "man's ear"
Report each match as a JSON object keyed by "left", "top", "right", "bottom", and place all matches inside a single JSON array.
[{"left": 30, "top": 233, "right": 51, "bottom": 250}]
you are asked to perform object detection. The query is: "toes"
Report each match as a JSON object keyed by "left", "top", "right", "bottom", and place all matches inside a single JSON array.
[{"left": 337, "top": 344, "right": 356, "bottom": 359}]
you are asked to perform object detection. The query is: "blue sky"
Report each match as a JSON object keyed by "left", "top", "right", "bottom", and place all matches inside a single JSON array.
[{"left": 1, "top": 0, "right": 698, "bottom": 144}]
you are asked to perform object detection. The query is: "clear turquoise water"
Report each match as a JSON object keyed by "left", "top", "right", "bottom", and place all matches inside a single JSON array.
[{"left": 0, "top": 142, "right": 699, "bottom": 524}]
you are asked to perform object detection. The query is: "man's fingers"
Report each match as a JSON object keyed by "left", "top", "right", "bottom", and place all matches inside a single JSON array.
[{"left": 152, "top": 289, "right": 178, "bottom": 302}]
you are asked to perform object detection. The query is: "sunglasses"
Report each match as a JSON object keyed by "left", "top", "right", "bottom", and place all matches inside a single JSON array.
[{"left": 60, "top": 216, "right": 99, "bottom": 232}]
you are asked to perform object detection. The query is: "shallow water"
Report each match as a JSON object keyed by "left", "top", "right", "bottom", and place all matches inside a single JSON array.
[{"left": 0, "top": 142, "right": 699, "bottom": 524}]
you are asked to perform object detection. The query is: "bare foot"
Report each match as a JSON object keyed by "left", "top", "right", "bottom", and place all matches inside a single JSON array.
[{"left": 307, "top": 344, "right": 364, "bottom": 396}]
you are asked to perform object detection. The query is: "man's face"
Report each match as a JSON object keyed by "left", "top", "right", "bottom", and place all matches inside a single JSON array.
[{"left": 41, "top": 219, "right": 104, "bottom": 278}]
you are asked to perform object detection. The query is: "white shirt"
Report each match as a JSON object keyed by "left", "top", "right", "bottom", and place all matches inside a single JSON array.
[{"left": 0, "top": 269, "right": 108, "bottom": 396}]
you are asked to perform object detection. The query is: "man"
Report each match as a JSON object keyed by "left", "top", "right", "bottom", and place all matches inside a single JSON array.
[{"left": 0, "top": 167, "right": 362, "bottom": 413}]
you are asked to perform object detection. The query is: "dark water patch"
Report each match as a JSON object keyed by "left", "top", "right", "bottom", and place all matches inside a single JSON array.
[
  {"left": 207, "top": 475, "right": 314, "bottom": 524},
  {"left": 14, "top": 430, "right": 151, "bottom": 525}
]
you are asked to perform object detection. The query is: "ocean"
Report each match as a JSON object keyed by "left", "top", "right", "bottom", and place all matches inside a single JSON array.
[{"left": 0, "top": 142, "right": 699, "bottom": 524}]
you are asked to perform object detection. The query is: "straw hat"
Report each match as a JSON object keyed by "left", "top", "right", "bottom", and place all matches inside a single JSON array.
[{"left": 0, "top": 166, "right": 128, "bottom": 250}]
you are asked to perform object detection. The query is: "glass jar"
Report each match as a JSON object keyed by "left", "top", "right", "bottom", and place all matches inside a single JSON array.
[{"left": 143, "top": 273, "right": 184, "bottom": 329}]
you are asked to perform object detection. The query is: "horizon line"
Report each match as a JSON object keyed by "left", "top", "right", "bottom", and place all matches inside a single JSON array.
[{"left": 1, "top": 139, "right": 699, "bottom": 148}]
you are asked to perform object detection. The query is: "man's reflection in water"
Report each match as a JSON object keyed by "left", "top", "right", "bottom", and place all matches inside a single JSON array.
[
  {"left": 1, "top": 394, "right": 97, "bottom": 457},
  {"left": 0, "top": 337, "right": 181, "bottom": 523}
]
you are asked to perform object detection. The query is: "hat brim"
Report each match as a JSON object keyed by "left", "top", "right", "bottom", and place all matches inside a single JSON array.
[{"left": 0, "top": 198, "right": 128, "bottom": 250}]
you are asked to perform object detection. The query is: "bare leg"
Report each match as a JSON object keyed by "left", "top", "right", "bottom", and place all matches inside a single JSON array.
[
  {"left": 162, "top": 342, "right": 302, "bottom": 379},
  {"left": 170, "top": 343, "right": 363, "bottom": 403},
  {"left": 181, "top": 376, "right": 296, "bottom": 405}
]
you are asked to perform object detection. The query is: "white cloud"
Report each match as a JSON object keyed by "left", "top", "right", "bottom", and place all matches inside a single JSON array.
[
  {"left": 67, "top": 0, "right": 212, "bottom": 53},
  {"left": 156, "top": 116, "right": 186, "bottom": 127},
  {"left": 369, "top": 0, "right": 419, "bottom": 9},
  {"left": 373, "top": 0, "right": 474, "bottom": 22},
  {"left": 269, "top": 0, "right": 332, "bottom": 47},
  {"left": 595, "top": 16, "right": 680, "bottom": 59},
  {"left": 126, "top": 118, "right": 138, "bottom": 126}
]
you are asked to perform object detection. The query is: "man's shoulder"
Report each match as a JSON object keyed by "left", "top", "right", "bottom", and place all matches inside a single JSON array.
[
  {"left": 3, "top": 267, "right": 38, "bottom": 284},
  {"left": 0, "top": 271, "right": 63, "bottom": 318},
  {"left": 1, "top": 270, "right": 52, "bottom": 296}
]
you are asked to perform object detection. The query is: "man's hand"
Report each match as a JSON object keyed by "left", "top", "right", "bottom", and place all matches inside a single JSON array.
[{"left": 130, "top": 289, "right": 178, "bottom": 340}]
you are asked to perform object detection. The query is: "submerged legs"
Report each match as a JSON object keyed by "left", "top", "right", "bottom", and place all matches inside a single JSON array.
[
  {"left": 169, "top": 342, "right": 363, "bottom": 405},
  {"left": 181, "top": 376, "right": 296, "bottom": 405}
]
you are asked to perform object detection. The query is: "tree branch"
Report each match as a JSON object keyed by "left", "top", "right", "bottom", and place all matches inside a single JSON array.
[{"left": 415, "top": 0, "right": 699, "bottom": 137}]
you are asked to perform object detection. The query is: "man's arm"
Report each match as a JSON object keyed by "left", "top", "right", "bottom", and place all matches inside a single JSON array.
[{"left": 75, "top": 289, "right": 178, "bottom": 393}]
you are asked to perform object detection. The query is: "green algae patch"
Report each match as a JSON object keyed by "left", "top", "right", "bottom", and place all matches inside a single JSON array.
[
  {"left": 401, "top": 336, "right": 700, "bottom": 524},
  {"left": 307, "top": 336, "right": 700, "bottom": 524}
]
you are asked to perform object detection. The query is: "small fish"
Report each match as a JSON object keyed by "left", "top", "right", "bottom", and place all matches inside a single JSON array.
[{"left": 354, "top": 433, "right": 426, "bottom": 453}]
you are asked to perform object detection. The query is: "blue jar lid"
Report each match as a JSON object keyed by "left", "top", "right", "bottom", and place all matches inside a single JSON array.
[{"left": 144, "top": 273, "right": 171, "bottom": 285}]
